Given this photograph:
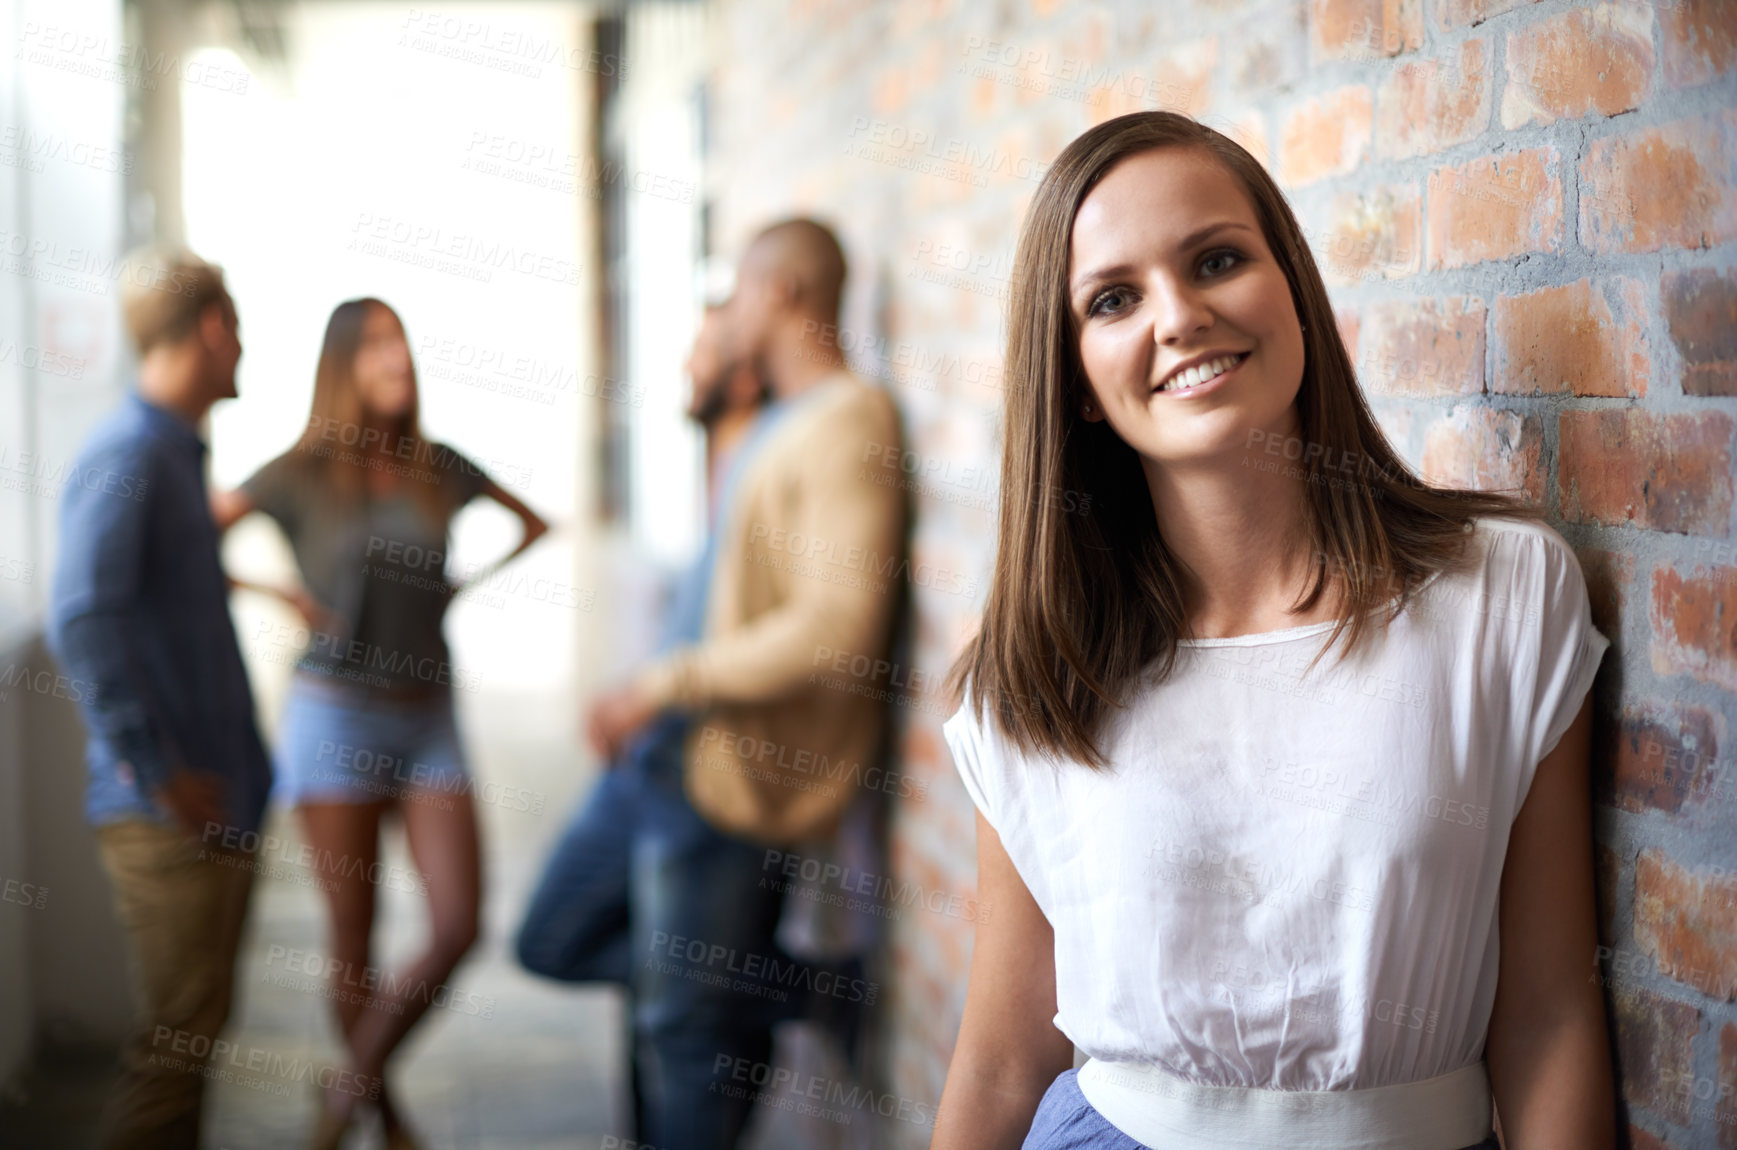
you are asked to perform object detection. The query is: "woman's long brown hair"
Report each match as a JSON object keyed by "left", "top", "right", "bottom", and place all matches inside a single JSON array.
[
  {"left": 946, "top": 110, "right": 1547, "bottom": 768},
  {"left": 288, "top": 297, "right": 459, "bottom": 528}
]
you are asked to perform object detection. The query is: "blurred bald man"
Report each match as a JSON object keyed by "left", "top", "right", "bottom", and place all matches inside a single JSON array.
[
  {"left": 583, "top": 218, "right": 911, "bottom": 1147},
  {"left": 516, "top": 295, "right": 777, "bottom": 1138}
]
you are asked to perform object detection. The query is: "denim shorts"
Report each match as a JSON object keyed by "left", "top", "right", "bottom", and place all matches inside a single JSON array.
[
  {"left": 1022, "top": 1069, "right": 1503, "bottom": 1150},
  {"left": 270, "top": 674, "right": 470, "bottom": 805}
]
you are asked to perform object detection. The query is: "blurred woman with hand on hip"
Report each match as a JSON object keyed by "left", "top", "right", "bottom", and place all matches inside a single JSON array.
[{"left": 213, "top": 298, "right": 550, "bottom": 1149}]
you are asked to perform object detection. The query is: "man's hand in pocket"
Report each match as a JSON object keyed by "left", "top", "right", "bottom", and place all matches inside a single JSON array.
[{"left": 157, "top": 769, "right": 228, "bottom": 840}]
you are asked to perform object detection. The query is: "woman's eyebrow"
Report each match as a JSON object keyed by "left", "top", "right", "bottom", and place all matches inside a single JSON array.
[{"left": 1070, "top": 220, "right": 1258, "bottom": 303}]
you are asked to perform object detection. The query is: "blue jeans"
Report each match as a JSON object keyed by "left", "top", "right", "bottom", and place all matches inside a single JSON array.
[
  {"left": 1023, "top": 1069, "right": 1504, "bottom": 1149},
  {"left": 515, "top": 714, "right": 816, "bottom": 1148}
]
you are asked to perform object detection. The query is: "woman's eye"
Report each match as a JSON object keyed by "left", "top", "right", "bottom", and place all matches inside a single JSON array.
[
  {"left": 1088, "top": 288, "right": 1129, "bottom": 317},
  {"left": 1202, "top": 249, "right": 1241, "bottom": 276}
]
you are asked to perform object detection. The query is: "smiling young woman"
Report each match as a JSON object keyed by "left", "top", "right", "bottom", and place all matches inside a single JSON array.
[{"left": 933, "top": 112, "right": 1616, "bottom": 1149}]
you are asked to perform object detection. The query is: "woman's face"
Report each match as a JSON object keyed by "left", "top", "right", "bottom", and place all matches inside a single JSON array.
[
  {"left": 353, "top": 304, "right": 416, "bottom": 421},
  {"left": 1068, "top": 148, "right": 1306, "bottom": 471}
]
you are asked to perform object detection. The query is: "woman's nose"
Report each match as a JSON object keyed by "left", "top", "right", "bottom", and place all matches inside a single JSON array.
[{"left": 1147, "top": 279, "right": 1214, "bottom": 346}]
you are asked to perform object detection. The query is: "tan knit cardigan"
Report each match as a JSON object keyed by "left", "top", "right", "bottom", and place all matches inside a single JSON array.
[{"left": 634, "top": 371, "right": 909, "bottom": 845}]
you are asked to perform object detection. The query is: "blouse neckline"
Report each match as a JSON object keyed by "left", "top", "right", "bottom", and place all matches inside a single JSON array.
[{"left": 1175, "top": 562, "right": 1453, "bottom": 648}]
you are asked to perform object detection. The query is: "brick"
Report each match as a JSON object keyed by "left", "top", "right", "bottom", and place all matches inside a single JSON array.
[
  {"left": 1558, "top": 409, "right": 1735, "bottom": 535},
  {"left": 1314, "top": 182, "right": 1422, "bottom": 286},
  {"left": 1312, "top": 0, "right": 1423, "bottom": 62},
  {"left": 1360, "top": 296, "right": 1484, "bottom": 397},
  {"left": 914, "top": 38, "right": 947, "bottom": 93},
  {"left": 1427, "top": 148, "right": 1563, "bottom": 269},
  {"left": 874, "top": 64, "right": 910, "bottom": 116},
  {"left": 968, "top": 69, "right": 1000, "bottom": 122},
  {"left": 1420, "top": 406, "right": 1543, "bottom": 499},
  {"left": 1610, "top": 985, "right": 1699, "bottom": 1115},
  {"left": 1334, "top": 304, "right": 1361, "bottom": 365},
  {"left": 1015, "top": 37, "right": 1068, "bottom": 113},
  {"left": 1371, "top": 402, "right": 1417, "bottom": 454},
  {"left": 1434, "top": 0, "right": 1538, "bottom": 32},
  {"left": 1088, "top": 80, "right": 1146, "bottom": 124},
  {"left": 1651, "top": 563, "right": 1737, "bottom": 693},
  {"left": 1500, "top": 3, "right": 1654, "bottom": 130},
  {"left": 1580, "top": 111, "right": 1737, "bottom": 256},
  {"left": 1375, "top": 37, "right": 1491, "bottom": 159},
  {"left": 1151, "top": 36, "right": 1217, "bottom": 118},
  {"left": 1635, "top": 848, "right": 1737, "bottom": 1001},
  {"left": 904, "top": 720, "right": 948, "bottom": 776},
  {"left": 1600, "top": 705, "right": 1720, "bottom": 815},
  {"left": 1574, "top": 544, "right": 1634, "bottom": 639},
  {"left": 1491, "top": 277, "right": 1649, "bottom": 398},
  {"left": 1661, "top": 0, "right": 1737, "bottom": 90},
  {"left": 979, "top": 127, "right": 1047, "bottom": 196},
  {"left": 1595, "top": 839, "right": 1621, "bottom": 946},
  {"left": 1627, "top": 1126, "right": 1670, "bottom": 1150},
  {"left": 1663, "top": 267, "right": 1737, "bottom": 398},
  {"left": 1278, "top": 85, "right": 1373, "bottom": 186},
  {"left": 1210, "top": 109, "right": 1271, "bottom": 173},
  {"left": 1229, "top": 0, "right": 1309, "bottom": 98},
  {"left": 1085, "top": 34, "right": 1206, "bottom": 123}
]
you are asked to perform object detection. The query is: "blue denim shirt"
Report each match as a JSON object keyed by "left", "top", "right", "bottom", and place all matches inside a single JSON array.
[{"left": 46, "top": 392, "right": 272, "bottom": 834}]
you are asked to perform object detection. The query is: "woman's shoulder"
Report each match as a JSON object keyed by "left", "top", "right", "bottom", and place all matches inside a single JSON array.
[
  {"left": 944, "top": 678, "right": 1036, "bottom": 749},
  {"left": 241, "top": 444, "right": 319, "bottom": 501},
  {"left": 1418, "top": 514, "right": 1588, "bottom": 632},
  {"left": 942, "top": 685, "right": 1043, "bottom": 838},
  {"left": 419, "top": 439, "right": 492, "bottom": 495},
  {"left": 1470, "top": 512, "right": 1573, "bottom": 550},
  {"left": 943, "top": 682, "right": 1087, "bottom": 782},
  {"left": 941, "top": 685, "right": 993, "bottom": 759},
  {"left": 1468, "top": 514, "right": 1584, "bottom": 585}
]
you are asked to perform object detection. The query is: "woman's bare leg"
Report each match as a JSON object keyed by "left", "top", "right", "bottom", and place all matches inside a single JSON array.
[
  {"left": 297, "top": 799, "right": 391, "bottom": 1138},
  {"left": 342, "top": 789, "right": 482, "bottom": 1134}
]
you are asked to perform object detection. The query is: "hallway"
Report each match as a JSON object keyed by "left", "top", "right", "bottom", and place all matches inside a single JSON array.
[{"left": 5, "top": 686, "right": 865, "bottom": 1149}]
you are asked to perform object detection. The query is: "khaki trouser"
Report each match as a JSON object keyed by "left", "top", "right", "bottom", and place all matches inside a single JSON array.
[{"left": 95, "top": 819, "right": 255, "bottom": 1150}]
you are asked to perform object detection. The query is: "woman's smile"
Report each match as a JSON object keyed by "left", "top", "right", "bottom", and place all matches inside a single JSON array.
[{"left": 1152, "top": 350, "right": 1250, "bottom": 398}]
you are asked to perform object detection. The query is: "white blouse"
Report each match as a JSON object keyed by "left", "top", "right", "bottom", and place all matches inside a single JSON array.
[{"left": 944, "top": 516, "right": 1610, "bottom": 1098}]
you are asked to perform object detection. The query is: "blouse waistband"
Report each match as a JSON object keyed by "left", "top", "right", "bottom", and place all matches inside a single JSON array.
[{"left": 1074, "top": 1058, "right": 1493, "bottom": 1150}]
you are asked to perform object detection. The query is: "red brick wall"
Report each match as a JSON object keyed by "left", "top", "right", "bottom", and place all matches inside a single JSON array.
[{"left": 704, "top": 1, "right": 1737, "bottom": 1144}]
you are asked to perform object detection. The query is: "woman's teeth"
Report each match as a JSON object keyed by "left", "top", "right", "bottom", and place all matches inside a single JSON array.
[{"left": 1157, "top": 353, "right": 1246, "bottom": 393}]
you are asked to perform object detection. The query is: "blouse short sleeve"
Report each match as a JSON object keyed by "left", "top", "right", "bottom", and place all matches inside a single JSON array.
[
  {"left": 430, "top": 442, "right": 489, "bottom": 509},
  {"left": 238, "top": 450, "right": 305, "bottom": 529},
  {"left": 1519, "top": 525, "right": 1611, "bottom": 797},
  {"left": 942, "top": 690, "right": 1002, "bottom": 833}
]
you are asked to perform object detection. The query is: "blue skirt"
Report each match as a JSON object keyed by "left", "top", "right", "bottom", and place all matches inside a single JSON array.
[{"left": 1022, "top": 1069, "right": 1503, "bottom": 1150}]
